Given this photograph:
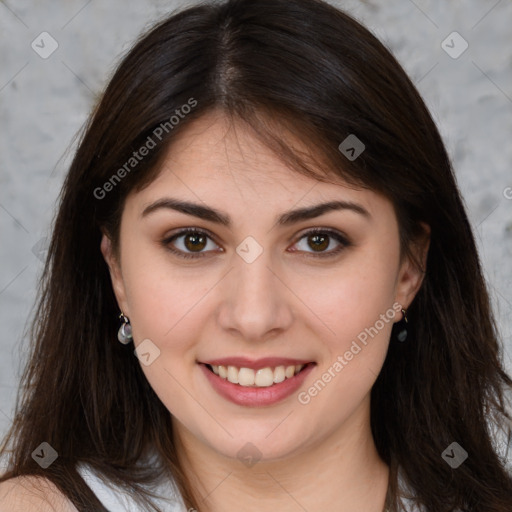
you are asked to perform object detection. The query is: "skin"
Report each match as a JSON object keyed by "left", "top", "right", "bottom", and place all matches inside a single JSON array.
[
  {"left": 0, "top": 477, "right": 78, "bottom": 512},
  {"left": 101, "top": 109, "right": 430, "bottom": 512}
]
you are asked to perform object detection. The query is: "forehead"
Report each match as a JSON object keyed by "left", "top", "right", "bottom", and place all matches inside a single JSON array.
[
  {"left": 127, "top": 110, "right": 390, "bottom": 221},
  {"left": 160, "top": 109, "right": 324, "bottom": 183}
]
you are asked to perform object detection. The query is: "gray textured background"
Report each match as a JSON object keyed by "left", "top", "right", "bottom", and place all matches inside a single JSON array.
[{"left": 1, "top": 0, "right": 511, "bottom": 447}]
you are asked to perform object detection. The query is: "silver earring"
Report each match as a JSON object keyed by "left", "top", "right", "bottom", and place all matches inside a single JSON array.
[
  {"left": 117, "top": 312, "right": 133, "bottom": 344},
  {"left": 396, "top": 308, "right": 408, "bottom": 342}
]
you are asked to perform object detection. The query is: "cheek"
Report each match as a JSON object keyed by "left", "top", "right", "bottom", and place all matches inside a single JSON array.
[
  {"left": 123, "top": 243, "right": 225, "bottom": 380},
  {"left": 311, "top": 250, "right": 398, "bottom": 341},
  {"left": 299, "top": 268, "right": 397, "bottom": 416},
  {"left": 300, "top": 249, "right": 399, "bottom": 400},
  {"left": 119, "top": 246, "right": 210, "bottom": 416},
  {"left": 120, "top": 241, "right": 217, "bottom": 357}
]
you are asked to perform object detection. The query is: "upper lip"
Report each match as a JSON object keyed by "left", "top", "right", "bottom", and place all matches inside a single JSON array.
[{"left": 200, "top": 357, "right": 314, "bottom": 370}]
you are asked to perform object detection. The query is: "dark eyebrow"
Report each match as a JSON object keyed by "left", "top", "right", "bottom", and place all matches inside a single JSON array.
[{"left": 141, "top": 198, "right": 371, "bottom": 226}]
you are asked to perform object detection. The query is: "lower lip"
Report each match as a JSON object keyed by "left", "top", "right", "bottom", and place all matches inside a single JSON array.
[{"left": 199, "top": 363, "right": 315, "bottom": 407}]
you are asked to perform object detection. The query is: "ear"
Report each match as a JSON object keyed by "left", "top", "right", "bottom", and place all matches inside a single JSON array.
[
  {"left": 100, "top": 231, "right": 130, "bottom": 316},
  {"left": 394, "top": 222, "right": 431, "bottom": 314}
]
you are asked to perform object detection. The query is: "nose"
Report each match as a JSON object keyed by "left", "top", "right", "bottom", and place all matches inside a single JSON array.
[{"left": 217, "top": 247, "right": 294, "bottom": 343}]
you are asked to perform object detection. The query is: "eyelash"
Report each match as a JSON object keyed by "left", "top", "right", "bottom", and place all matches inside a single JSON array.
[{"left": 161, "top": 227, "right": 351, "bottom": 260}]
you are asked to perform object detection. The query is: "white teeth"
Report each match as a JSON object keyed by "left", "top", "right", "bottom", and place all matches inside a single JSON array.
[
  {"left": 238, "top": 368, "right": 255, "bottom": 386},
  {"left": 227, "top": 366, "right": 239, "bottom": 384},
  {"left": 255, "top": 367, "right": 274, "bottom": 387},
  {"left": 209, "top": 363, "right": 306, "bottom": 387},
  {"left": 273, "top": 366, "right": 285, "bottom": 383}
]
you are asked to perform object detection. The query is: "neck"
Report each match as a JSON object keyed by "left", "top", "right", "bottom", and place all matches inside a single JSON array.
[{"left": 172, "top": 396, "right": 390, "bottom": 512}]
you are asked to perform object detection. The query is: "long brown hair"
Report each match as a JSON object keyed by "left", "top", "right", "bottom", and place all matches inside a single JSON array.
[{"left": 2, "top": 0, "right": 512, "bottom": 510}]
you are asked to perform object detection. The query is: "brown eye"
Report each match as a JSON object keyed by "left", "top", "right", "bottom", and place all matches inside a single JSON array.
[
  {"left": 183, "top": 232, "right": 208, "bottom": 252},
  {"left": 291, "top": 228, "right": 351, "bottom": 258},
  {"left": 307, "top": 233, "right": 330, "bottom": 252},
  {"left": 163, "top": 228, "right": 219, "bottom": 259}
]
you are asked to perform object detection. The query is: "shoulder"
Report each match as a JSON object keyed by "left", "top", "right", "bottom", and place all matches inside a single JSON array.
[{"left": 0, "top": 476, "right": 78, "bottom": 512}]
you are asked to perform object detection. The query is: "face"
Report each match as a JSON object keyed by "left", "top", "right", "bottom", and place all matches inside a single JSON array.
[{"left": 101, "top": 110, "right": 428, "bottom": 463}]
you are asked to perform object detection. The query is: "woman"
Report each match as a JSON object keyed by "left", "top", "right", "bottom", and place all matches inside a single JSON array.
[{"left": 1, "top": 0, "right": 511, "bottom": 510}]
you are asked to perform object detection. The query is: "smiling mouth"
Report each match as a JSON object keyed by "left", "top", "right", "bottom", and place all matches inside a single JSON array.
[{"left": 204, "top": 362, "right": 314, "bottom": 388}]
